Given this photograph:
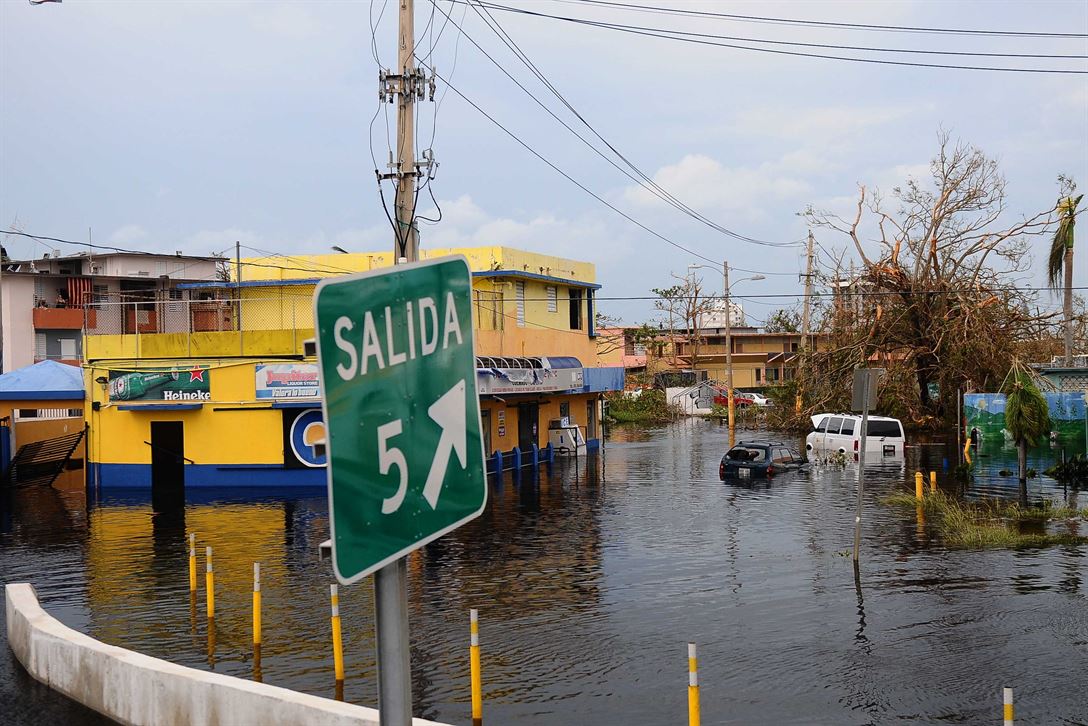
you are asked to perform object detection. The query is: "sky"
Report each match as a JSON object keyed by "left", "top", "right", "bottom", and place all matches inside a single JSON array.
[{"left": 1, "top": 0, "right": 1086, "bottom": 325}]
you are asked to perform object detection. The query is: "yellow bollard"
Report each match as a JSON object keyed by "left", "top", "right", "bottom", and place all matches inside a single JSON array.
[
  {"left": 687, "top": 642, "right": 700, "bottom": 726},
  {"left": 253, "top": 563, "right": 262, "bottom": 651},
  {"left": 929, "top": 471, "right": 937, "bottom": 494},
  {"left": 1003, "top": 687, "right": 1014, "bottom": 725},
  {"left": 188, "top": 533, "right": 197, "bottom": 593},
  {"left": 470, "top": 608, "right": 482, "bottom": 725},
  {"left": 330, "top": 584, "right": 345, "bottom": 686},
  {"left": 915, "top": 472, "right": 924, "bottom": 500},
  {"left": 963, "top": 433, "right": 973, "bottom": 466},
  {"left": 205, "top": 546, "right": 215, "bottom": 620}
]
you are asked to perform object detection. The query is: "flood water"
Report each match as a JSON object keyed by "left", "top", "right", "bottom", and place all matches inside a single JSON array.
[{"left": 2, "top": 420, "right": 1087, "bottom": 724}]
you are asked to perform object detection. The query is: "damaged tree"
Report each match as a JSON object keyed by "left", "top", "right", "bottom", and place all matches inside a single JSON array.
[{"left": 799, "top": 134, "right": 1060, "bottom": 426}]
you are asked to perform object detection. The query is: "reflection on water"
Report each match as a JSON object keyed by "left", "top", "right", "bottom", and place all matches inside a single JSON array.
[{"left": 2, "top": 420, "right": 1087, "bottom": 724}]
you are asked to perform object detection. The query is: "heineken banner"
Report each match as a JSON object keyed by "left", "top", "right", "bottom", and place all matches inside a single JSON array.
[
  {"left": 255, "top": 363, "right": 320, "bottom": 399},
  {"left": 108, "top": 368, "right": 211, "bottom": 402}
]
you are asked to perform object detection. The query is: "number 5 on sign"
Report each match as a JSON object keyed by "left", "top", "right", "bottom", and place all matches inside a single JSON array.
[
  {"left": 315, "top": 256, "right": 488, "bottom": 585},
  {"left": 378, "top": 420, "right": 408, "bottom": 514}
]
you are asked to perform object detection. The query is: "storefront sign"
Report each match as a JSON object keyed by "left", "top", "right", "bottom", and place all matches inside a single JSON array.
[
  {"left": 476, "top": 366, "right": 584, "bottom": 395},
  {"left": 108, "top": 369, "right": 210, "bottom": 402},
  {"left": 497, "top": 409, "right": 506, "bottom": 437},
  {"left": 256, "top": 363, "right": 320, "bottom": 399}
]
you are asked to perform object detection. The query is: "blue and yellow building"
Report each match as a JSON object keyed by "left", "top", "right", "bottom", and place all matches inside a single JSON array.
[{"left": 84, "top": 246, "right": 623, "bottom": 489}]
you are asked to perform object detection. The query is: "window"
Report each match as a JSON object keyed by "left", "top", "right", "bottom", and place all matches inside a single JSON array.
[
  {"left": 773, "top": 448, "right": 793, "bottom": 464},
  {"left": 827, "top": 417, "right": 844, "bottom": 434},
  {"left": 586, "top": 399, "right": 597, "bottom": 440},
  {"left": 791, "top": 342, "right": 799, "bottom": 352},
  {"left": 839, "top": 418, "right": 855, "bottom": 435},
  {"left": 814, "top": 417, "right": 828, "bottom": 433},
  {"left": 866, "top": 420, "right": 903, "bottom": 437},
  {"left": 92, "top": 284, "right": 109, "bottom": 309},
  {"left": 755, "top": 368, "right": 762, "bottom": 383},
  {"left": 481, "top": 410, "right": 492, "bottom": 455},
  {"left": 559, "top": 402, "right": 570, "bottom": 422},
  {"left": 726, "top": 446, "right": 766, "bottom": 462},
  {"left": 569, "top": 289, "right": 583, "bottom": 330},
  {"left": 59, "top": 338, "right": 77, "bottom": 359},
  {"left": 546, "top": 285, "right": 557, "bottom": 312},
  {"left": 515, "top": 281, "right": 525, "bottom": 327}
]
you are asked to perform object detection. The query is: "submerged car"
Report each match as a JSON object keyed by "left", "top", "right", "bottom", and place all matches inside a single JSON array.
[
  {"left": 719, "top": 441, "right": 805, "bottom": 480},
  {"left": 805, "top": 413, "right": 906, "bottom": 459}
]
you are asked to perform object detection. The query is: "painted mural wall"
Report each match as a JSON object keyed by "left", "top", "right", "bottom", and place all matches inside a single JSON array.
[{"left": 964, "top": 392, "right": 1088, "bottom": 441}]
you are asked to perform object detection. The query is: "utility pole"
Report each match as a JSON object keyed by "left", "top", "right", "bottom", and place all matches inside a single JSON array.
[
  {"left": 723, "top": 260, "right": 734, "bottom": 433},
  {"left": 796, "top": 231, "right": 815, "bottom": 415},
  {"left": 800, "top": 231, "right": 814, "bottom": 347},
  {"left": 395, "top": 0, "right": 419, "bottom": 263}
]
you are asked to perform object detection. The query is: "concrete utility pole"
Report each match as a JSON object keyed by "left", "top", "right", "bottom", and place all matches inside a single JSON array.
[
  {"left": 395, "top": 0, "right": 419, "bottom": 263},
  {"left": 723, "top": 261, "right": 735, "bottom": 432},
  {"left": 800, "top": 230, "right": 814, "bottom": 347}
]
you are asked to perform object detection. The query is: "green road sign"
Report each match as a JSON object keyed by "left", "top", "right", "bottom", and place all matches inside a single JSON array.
[{"left": 315, "top": 256, "right": 487, "bottom": 584}]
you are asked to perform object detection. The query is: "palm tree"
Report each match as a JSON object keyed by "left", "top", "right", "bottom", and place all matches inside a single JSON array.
[
  {"left": 1003, "top": 367, "right": 1050, "bottom": 505},
  {"left": 1048, "top": 192, "right": 1083, "bottom": 366}
]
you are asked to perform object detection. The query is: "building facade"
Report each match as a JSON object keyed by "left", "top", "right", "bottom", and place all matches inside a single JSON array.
[
  {"left": 83, "top": 246, "right": 623, "bottom": 489},
  {"left": 674, "top": 328, "right": 823, "bottom": 388},
  {"left": 1, "top": 252, "right": 219, "bottom": 373}
]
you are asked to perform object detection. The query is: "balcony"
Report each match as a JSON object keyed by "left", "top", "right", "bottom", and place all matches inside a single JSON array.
[{"left": 33, "top": 307, "right": 95, "bottom": 330}]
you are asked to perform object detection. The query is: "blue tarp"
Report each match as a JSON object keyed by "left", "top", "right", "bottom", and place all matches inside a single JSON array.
[
  {"left": 582, "top": 366, "right": 625, "bottom": 393},
  {"left": 0, "top": 360, "right": 84, "bottom": 400}
]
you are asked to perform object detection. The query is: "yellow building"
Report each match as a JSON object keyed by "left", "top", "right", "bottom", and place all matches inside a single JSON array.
[
  {"left": 84, "top": 246, "right": 623, "bottom": 489},
  {"left": 675, "top": 329, "right": 824, "bottom": 388}
]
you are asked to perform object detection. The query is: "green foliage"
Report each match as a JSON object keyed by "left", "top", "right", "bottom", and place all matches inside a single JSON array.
[
  {"left": 883, "top": 491, "right": 1088, "bottom": 549},
  {"left": 764, "top": 308, "right": 801, "bottom": 333},
  {"left": 1002, "top": 370, "right": 1051, "bottom": 445},
  {"left": 1045, "top": 453, "right": 1088, "bottom": 484},
  {"left": 604, "top": 389, "right": 678, "bottom": 424},
  {"left": 1047, "top": 192, "right": 1082, "bottom": 288}
]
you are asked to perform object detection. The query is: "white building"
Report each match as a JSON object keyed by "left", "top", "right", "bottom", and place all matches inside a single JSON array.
[
  {"left": 1, "top": 252, "right": 220, "bottom": 373},
  {"left": 697, "top": 298, "right": 746, "bottom": 329}
]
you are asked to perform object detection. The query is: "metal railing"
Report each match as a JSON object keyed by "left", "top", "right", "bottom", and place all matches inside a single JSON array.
[{"left": 84, "top": 295, "right": 314, "bottom": 337}]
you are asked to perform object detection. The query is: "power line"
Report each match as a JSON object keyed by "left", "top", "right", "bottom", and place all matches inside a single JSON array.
[
  {"left": 12, "top": 230, "right": 1075, "bottom": 304},
  {"left": 552, "top": 0, "right": 1088, "bottom": 39},
  {"left": 441, "top": 0, "right": 800, "bottom": 249},
  {"left": 463, "top": 1, "right": 1088, "bottom": 74},
  {"left": 416, "top": 62, "right": 727, "bottom": 266},
  {"left": 464, "top": 1, "right": 1088, "bottom": 59}
]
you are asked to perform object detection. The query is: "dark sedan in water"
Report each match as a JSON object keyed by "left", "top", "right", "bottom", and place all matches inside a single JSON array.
[{"left": 719, "top": 441, "right": 806, "bottom": 480}]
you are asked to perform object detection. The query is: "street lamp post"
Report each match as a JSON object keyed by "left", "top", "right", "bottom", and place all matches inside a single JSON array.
[{"left": 688, "top": 262, "right": 763, "bottom": 433}]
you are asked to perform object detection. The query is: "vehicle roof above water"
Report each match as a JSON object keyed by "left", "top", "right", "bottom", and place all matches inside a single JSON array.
[
  {"left": 809, "top": 413, "right": 903, "bottom": 427},
  {"left": 728, "top": 441, "right": 792, "bottom": 449}
]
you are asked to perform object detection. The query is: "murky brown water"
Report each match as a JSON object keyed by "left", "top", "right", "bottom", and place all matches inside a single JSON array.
[{"left": 2, "top": 420, "right": 1087, "bottom": 724}]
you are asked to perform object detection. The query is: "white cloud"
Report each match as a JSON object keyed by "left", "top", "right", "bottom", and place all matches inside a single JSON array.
[{"left": 620, "top": 153, "right": 811, "bottom": 219}]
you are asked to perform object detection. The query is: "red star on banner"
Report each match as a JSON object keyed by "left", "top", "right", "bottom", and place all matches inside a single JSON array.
[{"left": 189, "top": 368, "right": 206, "bottom": 383}]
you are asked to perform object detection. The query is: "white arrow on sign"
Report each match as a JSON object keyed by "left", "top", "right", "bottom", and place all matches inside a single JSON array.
[{"left": 422, "top": 378, "right": 468, "bottom": 509}]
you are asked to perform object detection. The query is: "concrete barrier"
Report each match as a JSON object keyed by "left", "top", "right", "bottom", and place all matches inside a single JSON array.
[{"left": 5, "top": 583, "right": 451, "bottom": 726}]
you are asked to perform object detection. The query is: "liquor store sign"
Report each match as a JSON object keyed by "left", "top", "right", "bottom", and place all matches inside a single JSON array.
[
  {"left": 256, "top": 363, "right": 320, "bottom": 399},
  {"left": 315, "top": 256, "right": 487, "bottom": 584},
  {"left": 108, "top": 369, "right": 210, "bottom": 402}
]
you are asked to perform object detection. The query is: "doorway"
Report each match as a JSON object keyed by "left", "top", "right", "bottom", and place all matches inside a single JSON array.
[
  {"left": 517, "top": 402, "right": 538, "bottom": 452},
  {"left": 150, "top": 421, "right": 185, "bottom": 510}
]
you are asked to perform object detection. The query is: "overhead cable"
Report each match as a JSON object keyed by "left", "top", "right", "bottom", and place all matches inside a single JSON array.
[
  {"left": 551, "top": 0, "right": 1088, "bottom": 39},
  {"left": 459, "top": 1, "right": 1088, "bottom": 73}
]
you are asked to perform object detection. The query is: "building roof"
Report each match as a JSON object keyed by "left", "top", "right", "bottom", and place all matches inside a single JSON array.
[
  {"left": 0, "top": 360, "right": 85, "bottom": 401},
  {"left": 178, "top": 270, "right": 602, "bottom": 291}
]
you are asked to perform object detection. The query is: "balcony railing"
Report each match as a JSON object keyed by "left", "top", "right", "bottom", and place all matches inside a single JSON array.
[
  {"left": 33, "top": 307, "right": 95, "bottom": 330},
  {"left": 83, "top": 296, "right": 313, "bottom": 336}
]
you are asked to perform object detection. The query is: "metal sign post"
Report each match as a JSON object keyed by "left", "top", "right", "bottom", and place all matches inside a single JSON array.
[
  {"left": 852, "top": 368, "right": 884, "bottom": 562},
  {"left": 315, "top": 257, "right": 487, "bottom": 725}
]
